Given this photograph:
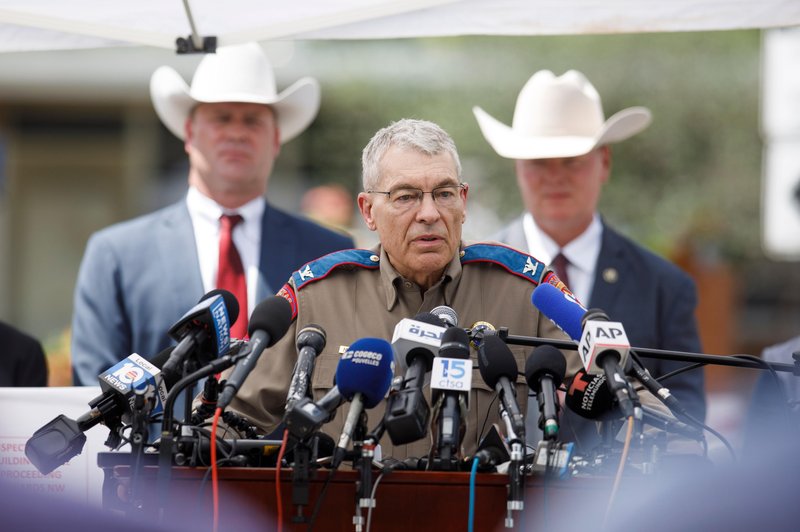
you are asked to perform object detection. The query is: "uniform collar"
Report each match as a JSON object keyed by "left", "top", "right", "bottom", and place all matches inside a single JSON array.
[{"left": 378, "top": 244, "right": 463, "bottom": 311}]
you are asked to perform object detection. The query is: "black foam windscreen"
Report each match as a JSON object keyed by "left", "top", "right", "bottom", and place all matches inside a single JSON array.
[
  {"left": 248, "top": 296, "right": 293, "bottom": 347},
  {"left": 477, "top": 334, "right": 519, "bottom": 389},
  {"left": 413, "top": 312, "right": 445, "bottom": 327},
  {"left": 439, "top": 327, "right": 470, "bottom": 359},
  {"left": 524, "top": 345, "right": 568, "bottom": 388}
]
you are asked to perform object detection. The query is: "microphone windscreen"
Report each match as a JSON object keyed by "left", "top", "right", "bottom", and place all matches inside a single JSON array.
[
  {"left": 439, "top": 327, "right": 470, "bottom": 359},
  {"left": 477, "top": 335, "right": 518, "bottom": 389},
  {"left": 413, "top": 312, "right": 446, "bottom": 328},
  {"left": 200, "top": 288, "right": 240, "bottom": 327},
  {"left": 525, "top": 345, "right": 568, "bottom": 388},
  {"left": 430, "top": 305, "right": 458, "bottom": 328},
  {"left": 564, "top": 369, "right": 615, "bottom": 419},
  {"left": 531, "top": 282, "right": 585, "bottom": 342},
  {"left": 248, "top": 296, "right": 293, "bottom": 346},
  {"left": 336, "top": 337, "right": 395, "bottom": 408}
]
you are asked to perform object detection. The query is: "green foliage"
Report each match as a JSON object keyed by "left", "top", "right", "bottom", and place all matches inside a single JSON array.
[{"left": 277, "top": 31, "right": 762, "bottom": 259}]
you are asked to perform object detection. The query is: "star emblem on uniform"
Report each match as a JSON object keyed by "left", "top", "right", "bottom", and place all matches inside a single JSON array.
[
  {"left": 299, "top": 264, "right": 314, "bottom": 281},
  {"left": 523, "top": 257, "right": 537, "bottom": 276}
]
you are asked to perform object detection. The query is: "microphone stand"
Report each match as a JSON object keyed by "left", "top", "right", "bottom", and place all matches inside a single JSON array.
[
  {"left": 351, "top": 411, "right": 369, "bottom": 532},
  {"left": 500, "top": 330, "right": 800, "bottom": 374},
  {"left": 500, "top": 409, "right": 525, "bottom": 529},
  {"left": 128, "top": 387, "right": 154, "bottom": 517},
  {"left": 290, "top": 435, "right": 312, "bottom": 524},
  {"left": 156, "top": 354, "right": 239, "bottom": 523}
]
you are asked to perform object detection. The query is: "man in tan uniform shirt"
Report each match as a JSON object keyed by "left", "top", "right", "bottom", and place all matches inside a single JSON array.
[{"left": 224, "top": 119, "right": 671, "bottom": 460}]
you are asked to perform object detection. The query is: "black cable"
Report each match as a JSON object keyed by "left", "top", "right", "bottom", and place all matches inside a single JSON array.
[
  {"left": 306, "top": 468, "right": 336, "bottom": 532},
  {"left": 477, "top": 392, "right": 499, "bottom": 445}
]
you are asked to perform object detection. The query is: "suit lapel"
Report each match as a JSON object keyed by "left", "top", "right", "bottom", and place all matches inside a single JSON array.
[
  {"left": 157, "top": 202, "right": 204, "bottom": 317},
  {"left": 589, "top": 223, "right": 628, "bottom": 311},
  {"left": 258, "top": 203, "right": 293, "bottom": 299}
]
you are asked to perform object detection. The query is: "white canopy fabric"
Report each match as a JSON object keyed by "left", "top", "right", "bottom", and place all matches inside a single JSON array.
[{"left": 0, "top": 0, "right": 798, "bottom": 53}]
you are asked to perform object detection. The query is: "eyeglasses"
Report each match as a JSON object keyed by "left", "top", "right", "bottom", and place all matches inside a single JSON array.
[{"left": 366, "top": 183, "right": 466, "bottom": 210}]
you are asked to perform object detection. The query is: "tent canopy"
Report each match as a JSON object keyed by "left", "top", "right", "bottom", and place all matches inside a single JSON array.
[{"left": 1, "top": 0, "right": 799, "bottom": 53}]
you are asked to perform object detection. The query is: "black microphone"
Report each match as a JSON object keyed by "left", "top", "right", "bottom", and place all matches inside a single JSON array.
[
  {"left": 25, "top": 346, "right": 179, "bottom": 475},
  {"left": 564, "top": 370, "right": 703, "bottom": 441},
  {"left": 161, "top": 289, "right": 240, "bottom": 379},
  {"left": 477, "top": 335, "right": 524, "bottom": 441},
  {"left": 286, "top": 324, "right": 326, "bottom": 407},
  {"left": 217, "top": 296, "right": 293, "bottom": 410},
  {"left": 434, "top": 326, "right": 471, "bottom": 466},
  {"left": 628, "top": 357, "right": 691, "bottom": 420},
  {"left": 563, "top": 369, "right": 616, "bottom": 420},
  {"left": 524, "top": 345, "right": 567, "bottom": 440},
  {"left": 384, "top": 313, "right": 443, "bottom": 445}
]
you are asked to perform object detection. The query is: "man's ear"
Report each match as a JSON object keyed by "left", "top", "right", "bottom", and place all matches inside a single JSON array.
[
  {"left": 183, "top": 117, "right": 194, "bottom": 154},
  {"left": 357, "top": 192, "right": 377, "bottom": 231}
]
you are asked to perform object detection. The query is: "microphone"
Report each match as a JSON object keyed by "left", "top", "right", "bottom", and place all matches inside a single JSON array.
[
  {"left": 563, "top": 369, "right": 616, "bottom": 421},
  {"left": 564, "top": 370, "right": 703, "bottom": 441},
  {"left": 524, "top": 345, "right": 567, "bottom": 440},
  {"left": 432, "top": 326, "right": 472, "bottom": 466},
  {"left": 431, "top": 305, "right": 458, "bottom": 328},
  {"left": 384, "top": 313, "right": 444, "bottom": 445},
  {"left": 161, "top": 289, "right": 240, "bottom": 379},
  {"left": 531, "top": 281, "right": 584, "bottom": 341},
  {"left": 477, "top": 335, "right": 525, "bottom": 441},
  {"left": 284, "top": 386, "right": 345, "bottom": 441},
  {"left": 286, "top": 324, "right": 327, "bottom": 407},
  {"left": 217, "top": 296, "right": 293, "bottom": 410},
  {"left": 331, "top": 338, "right": 395, "bottom": 468},
  {"left": 532, "top": 283, "right": 635, "bottom": 417},
  {"left": 628, "top": 357, "right": 690, "bottom": 419},
  {"left": 25, "top": 347, "right": 179, "bottom": 475}
]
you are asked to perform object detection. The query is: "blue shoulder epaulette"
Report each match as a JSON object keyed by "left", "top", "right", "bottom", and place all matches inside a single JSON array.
[
  {"left": 460, "top": 243, "right": 546, "bottom": 284},
  {"left": 291, "top": 248, "right": 379, "bottom": 291}
]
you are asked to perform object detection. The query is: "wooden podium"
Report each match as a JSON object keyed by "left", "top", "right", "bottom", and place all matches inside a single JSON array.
[{"left": 99, "top": 453, "right": 607, "bottom": 531}]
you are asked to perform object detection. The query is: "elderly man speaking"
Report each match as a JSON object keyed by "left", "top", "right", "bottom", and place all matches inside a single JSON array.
[{"left": 223, "top": 118, "right": 585, "bottom": 460}]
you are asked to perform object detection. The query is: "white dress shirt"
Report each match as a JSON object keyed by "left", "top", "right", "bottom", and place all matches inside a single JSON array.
[
  {"left": 186, "top": 186, "right": 264, "bottom": 319},
  {"left": 521, "top": 212, "right": 603, "bottom": 307}
]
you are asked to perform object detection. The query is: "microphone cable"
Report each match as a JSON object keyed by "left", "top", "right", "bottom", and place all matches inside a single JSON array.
[
  {"left": 604, "top": 415, "right": 634, "bottom": 529},
  {"left": 365, "top": 469, "right": 388, "bottom": 532},
  {"left": 210, "top": 407, "right": 223, "bottom": 532},
  {"left": 468, "top": 456, "right": 479, "bottom": 532}
]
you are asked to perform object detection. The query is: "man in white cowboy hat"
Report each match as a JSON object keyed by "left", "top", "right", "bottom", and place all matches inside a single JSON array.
[
  {"left": 71, "top": 43, "right": 353, "bottom": 385},
  {"left": 473, "top": 70, "right": 706, "bottom": 448}
]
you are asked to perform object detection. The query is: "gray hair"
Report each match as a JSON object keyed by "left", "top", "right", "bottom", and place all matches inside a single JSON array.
[{"left": 361, "top": 119, "right": 462, "bottom": 190}]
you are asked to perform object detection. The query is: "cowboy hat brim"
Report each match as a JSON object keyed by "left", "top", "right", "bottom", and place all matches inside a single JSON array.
[
  {"left": 472, "top": 105, "right": 652, "bottom": 160},
  {"left": 150, "top": 65, "right": 321, "bottom": 144}
]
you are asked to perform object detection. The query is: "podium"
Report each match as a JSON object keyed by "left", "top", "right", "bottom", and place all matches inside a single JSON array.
[{"left": 99, "top": 453, "right": 608, "bottom": 531}]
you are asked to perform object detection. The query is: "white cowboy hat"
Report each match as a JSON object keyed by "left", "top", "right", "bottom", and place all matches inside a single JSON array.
[
  {"left": 150, "top": 42, "right": 320, "bottom": 144},
  {"left": 473, "top": 69, "right": 652, "bottom": 159}
]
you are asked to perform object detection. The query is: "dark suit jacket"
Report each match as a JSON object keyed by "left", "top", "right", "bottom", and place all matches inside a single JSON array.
[
  {"left": 71, "top": 200, "right": 354, "bottom": 385},
  {"left": 493, "top": 216, "right": 707, "bottom": 448},
  {"left": 0, "top": 321, "right": 48, "bottom": 386}
]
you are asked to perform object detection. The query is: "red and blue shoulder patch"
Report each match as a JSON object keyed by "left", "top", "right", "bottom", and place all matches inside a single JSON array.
[
  {"left": 291, "top": 249, "right": 379, "bottom": 291},
  {"left": 461, "top": 243, "right": 547, "bottom": 285}
]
